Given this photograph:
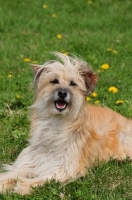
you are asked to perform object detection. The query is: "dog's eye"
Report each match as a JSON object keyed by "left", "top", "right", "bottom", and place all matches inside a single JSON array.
[
  {"left": 50, "top": 79, "right": 59, "bottom": 84},
  {"left": 70, "top": 81, "right": 77, "bottom": 86}
]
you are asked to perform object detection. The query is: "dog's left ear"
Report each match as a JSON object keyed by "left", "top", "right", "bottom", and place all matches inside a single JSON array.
[{"left": 83, "top": 70, "right": 98, "bottom": 92}]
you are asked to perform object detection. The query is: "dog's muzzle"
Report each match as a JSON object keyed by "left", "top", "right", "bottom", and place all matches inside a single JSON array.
[{"left": 54, "top": 88, "right": 71, "bottom": 112}]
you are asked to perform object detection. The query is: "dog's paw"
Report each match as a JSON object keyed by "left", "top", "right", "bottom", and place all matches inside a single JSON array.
[
  {"left": 0, "top": 179, "right": 15, "bottom": 193},
  {"left": 0, "top": 172, "right": 17, "bottom": 193},
  {"left": 14, "top": 176, "right": 43, "bottom": 195},
  {"left": 14, "top": 183, "right": 32, "bottom": 195}
]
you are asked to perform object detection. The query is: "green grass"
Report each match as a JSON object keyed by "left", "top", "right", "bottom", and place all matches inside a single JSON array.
[{"left": 0, "top": 0, "right": 132, "bottom": 199}]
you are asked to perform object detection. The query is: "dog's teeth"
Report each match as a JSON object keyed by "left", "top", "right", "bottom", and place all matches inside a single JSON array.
[{"left": 56, "top": 103, "right": 66, "bottom": 109}]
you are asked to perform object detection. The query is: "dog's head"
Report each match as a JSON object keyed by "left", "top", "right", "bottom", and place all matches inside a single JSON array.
[{"left": 32, "top": 52, "right": 98, "bottom": 118}]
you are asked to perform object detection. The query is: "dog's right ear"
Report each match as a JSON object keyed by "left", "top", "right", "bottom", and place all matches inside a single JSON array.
[
  {"left": 32, "top": 65, "right": 46, "bottom": 83},
  {"left": 33, "top": 66, "right": 41, "bottom": 75},
  {"left": 32, "top": 61, "right": 55, "bottom": 81},
  {"left": 31, "top": 65, "right": 47, "bottom": 87}
]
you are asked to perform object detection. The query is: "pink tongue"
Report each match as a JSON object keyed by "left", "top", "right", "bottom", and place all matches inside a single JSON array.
[{"left": 56, "top": 102, "right": 66, "bottom": 109}]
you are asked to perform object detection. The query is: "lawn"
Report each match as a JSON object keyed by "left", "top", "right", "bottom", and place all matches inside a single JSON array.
[{"left": 0, "top": 0, "right": 132, "bottom": 199}]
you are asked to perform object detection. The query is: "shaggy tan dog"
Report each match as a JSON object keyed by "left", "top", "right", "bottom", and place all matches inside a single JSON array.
[{"left": 0, "top": 52, "right": 132, "bottom": 195}]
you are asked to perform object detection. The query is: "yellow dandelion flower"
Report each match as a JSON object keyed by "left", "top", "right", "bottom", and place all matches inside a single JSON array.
[
  {"left": 57, "top": 34, "right": 62, "bottom": 39},
  {"left": 52, "top": 14, "right": 56, "bottom": 18},
  {"left": 97, "top": 69, "right": 102, "bottom": 73},
  {"left": 88, "top": 0, "right": 93, "bottom": 4},
  {"left": 8, "top": 74, "right": 13, "bottom": 78},
  {"left": 87, "top": 97, "right": 91, "bottom": 101},
  {"left": 32, "top": 60, "right": 38, "bottom": 64},
  {"left": 43, "top": 4, "right": 47, "bottom": 9},
  {"left": 106, "top": 48, "right": 112, "bottom": 51},
  {"left": 16, "top": 95, "right": 20, "bottom": 99},
  {"left": 100, "top": 63, "right": 110, "bottom": 70},
  {"left": 116, "top": 100, "right": 124, "bottom": 105},
  {"left": 92, "top": 92, "right": 97, "bottom": 97},
  {"left": 94, "top": 100, "right": 99, "bottom": 104},
  {"left": 112, "top": 50, "right": 118, "bottom": 54},
  {"left": 24, "top": 58, "right": 31, "bottom": 63},
  {"left": 63, "top": 52, "right": 68, "bottom": 56},
  {"left": 108, "top": 86, "right": 118, "bottom": 93}
]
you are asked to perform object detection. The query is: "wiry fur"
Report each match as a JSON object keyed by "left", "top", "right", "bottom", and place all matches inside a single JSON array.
[{"left": 0, "top": 52, "right": 132, "bottom": 195}]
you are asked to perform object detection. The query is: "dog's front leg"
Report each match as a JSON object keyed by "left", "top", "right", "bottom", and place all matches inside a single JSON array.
[{"left": 0, "top": 146, "right": 35, "bottom": 194}]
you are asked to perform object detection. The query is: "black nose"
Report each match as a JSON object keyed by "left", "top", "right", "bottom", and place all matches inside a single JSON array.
[{"left": 58, "top": 89, "right": 67, "bottom": 99}]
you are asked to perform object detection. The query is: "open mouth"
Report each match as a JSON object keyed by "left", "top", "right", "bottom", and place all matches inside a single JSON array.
[{"left": 55, "top": 100, "right": 68, "bottom": 111}]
